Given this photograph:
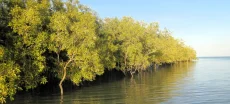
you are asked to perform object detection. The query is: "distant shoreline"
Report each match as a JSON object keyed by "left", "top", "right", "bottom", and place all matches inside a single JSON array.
[{"left": 198, "top": 56, "right": 230, "bottom": 58}]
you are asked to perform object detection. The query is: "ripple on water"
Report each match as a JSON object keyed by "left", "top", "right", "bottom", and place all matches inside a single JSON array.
[{"left": 9, "top": 57, "right": 230, "bottom": 104}]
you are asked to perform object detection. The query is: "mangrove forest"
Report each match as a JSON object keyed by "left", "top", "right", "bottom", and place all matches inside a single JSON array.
[{"left": 0, "top": 0, "right": 196, "bottom": 103}]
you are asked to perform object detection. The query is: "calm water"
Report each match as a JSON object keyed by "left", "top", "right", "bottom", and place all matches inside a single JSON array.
[{"left": 9, "top": 57, "right": 230, "bottom": 104}]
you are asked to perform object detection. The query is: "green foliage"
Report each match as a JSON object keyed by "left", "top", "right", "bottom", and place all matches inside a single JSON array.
[
  {"left": 97, "top": 18, "right": 121, "bottom": 70},
  {"left": 0, "top": 0, "right": 24, "bottom": 103},
  {"left": 100, "top": 17, "right": 196, "bottom": 74},
  {"left": 0, "top": 46, "right": 21, "bottom": 103},
  {"left": 0, "top": 61, "right": 20, "bottom": 103},
  {"left": 48, "top": 0, "right": 104, "bottom": 86},
  {"left": 9, "top": 0, "right": 50, "bottom": 90}
]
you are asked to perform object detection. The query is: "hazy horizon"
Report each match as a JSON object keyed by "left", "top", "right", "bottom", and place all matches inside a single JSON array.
[
  {"left": 199, "top": 55, "right": 230, "bottom": 57},
  {"left": 80, "top": 0, "right": 230, "bottom": 57}
]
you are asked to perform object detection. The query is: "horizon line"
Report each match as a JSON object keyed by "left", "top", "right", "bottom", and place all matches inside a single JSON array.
[{"left": 197, "top": 56, "right": 230, "bottom": 57}]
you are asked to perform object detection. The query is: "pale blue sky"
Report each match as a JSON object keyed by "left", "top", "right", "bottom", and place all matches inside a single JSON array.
[{"left": 79, "top": 0, "right": 230, "bottom": 57}]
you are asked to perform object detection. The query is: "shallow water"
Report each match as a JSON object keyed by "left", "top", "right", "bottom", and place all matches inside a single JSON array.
[{"left": 9, "top": 57, "right": 230, "bottom": 104}]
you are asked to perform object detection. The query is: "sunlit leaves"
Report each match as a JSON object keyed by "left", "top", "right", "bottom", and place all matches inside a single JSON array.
[
  {"left": 0, "top": 61, "right": 20, "bottom": 103},
  {"left": 9, "top": 0, "right": 50, "bottom": 90},
  {"left": 101, "top": 17, "right": 196, "bottom": 74}
]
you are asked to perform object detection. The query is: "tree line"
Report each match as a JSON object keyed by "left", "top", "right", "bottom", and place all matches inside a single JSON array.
[{"left": 0, "top": 0, "right": 196, "bottom": 103}]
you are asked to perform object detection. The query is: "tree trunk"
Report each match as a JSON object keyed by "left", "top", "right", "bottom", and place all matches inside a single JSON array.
[
  {"left": 57, "top": 53, "right": 60, "bottom": 63},
  {"left": 59, "top": 60, "right": 72, "bottom": 96},
  {"left": 124, "top": 52, "right": 127, "bottom": 68},
  {"left": 60, "top": 94, "right": 63, "bottom": 104},
  {"left": 59, "top": 67, "right": 66, "bottom": 96},
  {"left": 130, "top": 68, "right": 136, "bottom": 78},
  {"left": 130, "top": 70, "right": 134, "bottom": 78},
  {"left": 154, "top": 63, "right": 157, "bottom": 71}
]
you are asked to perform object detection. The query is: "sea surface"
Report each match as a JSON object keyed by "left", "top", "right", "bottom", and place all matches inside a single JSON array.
[{"left": 9, "top": 57, "right": 230, "bottom": 104}]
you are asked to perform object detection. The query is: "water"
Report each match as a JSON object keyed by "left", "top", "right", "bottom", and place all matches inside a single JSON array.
[{"left": 9, "top": 57, "right": 230, "bottom": 104}]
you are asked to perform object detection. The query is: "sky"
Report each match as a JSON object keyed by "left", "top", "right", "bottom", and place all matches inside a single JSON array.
[{"left": 79, "top": 0, "right": 230, "bottom": 57}]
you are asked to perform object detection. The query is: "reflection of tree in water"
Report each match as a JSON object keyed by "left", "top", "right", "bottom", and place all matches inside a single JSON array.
[
  {"left": 9, "top": 62, "right": 196, "bottom": 104},
  {"left": 122, "top": 62, "right": 196, "bottom": 104},
  {"left": 69, "top": 62, "right": 196, "bottom": 104}
]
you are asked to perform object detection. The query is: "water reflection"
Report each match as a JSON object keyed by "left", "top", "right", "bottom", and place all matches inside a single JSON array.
[
  {"left": 122, "top": 62, "right": 196, "bottom": 104},
  {"left": 9, "top": 62, "right": 196, "bottom": 104}
]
